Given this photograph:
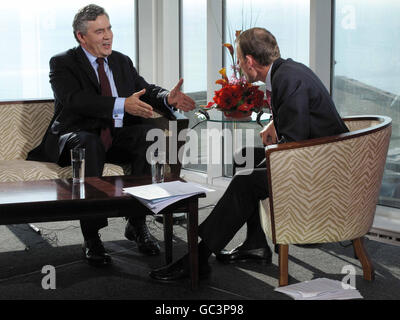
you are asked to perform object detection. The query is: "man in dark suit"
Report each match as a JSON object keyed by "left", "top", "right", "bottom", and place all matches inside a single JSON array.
[
  {"left": 27, "top": 4, "right": 195, "bottom": 267},
  {"left": 150, "top": 27, "right": 349, "bottom": 281}
]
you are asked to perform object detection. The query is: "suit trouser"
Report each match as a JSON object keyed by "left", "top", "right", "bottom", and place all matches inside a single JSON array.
[
  {"left": 59, "top": 124, "right": 155, "bottom": 238},
  {"left": 198, "top": 147, "right": 270, "bottom": 253}
]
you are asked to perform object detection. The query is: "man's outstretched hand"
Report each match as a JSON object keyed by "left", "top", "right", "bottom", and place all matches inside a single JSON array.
[
  {"left": 124, "top": 89, "right": 153, "bottom": 118},
  {"left": 167, "top": 78, "right": 196, "bottom": 112}
]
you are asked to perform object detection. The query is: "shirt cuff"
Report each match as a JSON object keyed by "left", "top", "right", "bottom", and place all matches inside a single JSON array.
[
  {"left": 113, "top": 97, "right": 125, "bottom": 127},
  {"left": 164, "top": 96, "right": 175, "bottom": 112}
]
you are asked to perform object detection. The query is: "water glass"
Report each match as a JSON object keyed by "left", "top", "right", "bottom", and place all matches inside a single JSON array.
[
  {"left": 151, "top": 151, "right": 166, "bottom": 184},
  {"left": 72, "top": 182, "right": 86, "bottom": 199},
  {"left": 71, "top": 148, "right": 85, "bottom": 184}
]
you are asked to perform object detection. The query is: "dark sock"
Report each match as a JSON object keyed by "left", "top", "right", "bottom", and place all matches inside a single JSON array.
[
  {"left": 83, "top": 232, "right": 99, "bottom": 241},
  {"left": 198, "top": 241, "right": 212, "bottom": 264},
  {"left": 129, "top": 216, "right": 145, "bottom": 227},
  {"left": 242, "top": 211, "right": 269, "bottom": 250},
  {"left": 178, "top": 241, "right": 211, "bottom": 268}
]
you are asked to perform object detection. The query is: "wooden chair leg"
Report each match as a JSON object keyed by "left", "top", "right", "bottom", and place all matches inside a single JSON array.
[
  {"left": 279, "top": 244, "right": 289, "bottom": 287},
  {"left": 352, "top": 237, "right": 375, "bottom": 281},
  {"left": 187, "top": 200, "right": 199, "bottom": 290},
  {"left": 163, "top": 213, "right": 173, "bottom": 264}
]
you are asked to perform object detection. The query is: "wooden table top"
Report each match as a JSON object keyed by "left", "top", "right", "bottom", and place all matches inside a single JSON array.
[
  {"left": 0, "top": 175, "right": 182, "bottom": 205},
  {"left": 0, "top": 175, "right": 205, "bottom": 224}
]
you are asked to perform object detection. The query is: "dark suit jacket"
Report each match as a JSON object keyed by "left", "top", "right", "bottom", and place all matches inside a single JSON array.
[
  {"left": 27, "top": 46, "right": 175, "bottom": 163},
  {"left": 270, "top": 58, "right": 348, "bottom": 143}
]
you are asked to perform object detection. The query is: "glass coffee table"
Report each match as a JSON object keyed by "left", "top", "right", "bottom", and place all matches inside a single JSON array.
[
  {"left": 194, "top": 109, "right": 271, "bottom": 129},
  {"left": 194, "top": 110, "right": 272, "bottom": 175}
]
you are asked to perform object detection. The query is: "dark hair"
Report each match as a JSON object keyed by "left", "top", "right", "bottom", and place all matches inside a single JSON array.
[
  {"left": 72, "top": 4, "right": 109, "bottom": 43},
  {"left": 236, "top": 27, "right": 280, "bottom": 66}
]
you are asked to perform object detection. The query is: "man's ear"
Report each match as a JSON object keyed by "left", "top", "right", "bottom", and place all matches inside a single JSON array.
[
  {"left": 76, "top": 32, "right": 85, "bottom": 44},
  {"left": 246, "top": 55, "right": 256, "bottom": 68}
]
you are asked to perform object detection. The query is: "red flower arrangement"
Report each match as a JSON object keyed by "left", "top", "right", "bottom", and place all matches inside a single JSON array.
[{"left": 201, "top": 33, "right": 268, "bottom": 118}]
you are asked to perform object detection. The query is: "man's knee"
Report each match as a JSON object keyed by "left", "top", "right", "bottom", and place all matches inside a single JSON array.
[
  {"left": 229, "top": 173, "right": 252, "bottom": 193},
  {"left": 231, "top": 168, "right": 267, "bottom": 192},
  {"left": 75, "top": 132, "right": 103, "bottom": 151},
  {"left": 68, "top": 131, "right": 105, "bottom": 176},
  {"left": 234, "top": 147, "right": 265, "bottom": 169}
]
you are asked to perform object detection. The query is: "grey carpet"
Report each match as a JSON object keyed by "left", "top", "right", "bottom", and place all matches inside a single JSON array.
[{"left": 0, "top": 207, "right": 399, "bottom": 300}]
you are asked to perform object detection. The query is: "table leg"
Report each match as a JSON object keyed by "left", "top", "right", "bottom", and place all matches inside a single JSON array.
[
  {"left": 187, "top": 200, "right": 199, "bottom": 290},
  {"left": 163, "top": 213, "right": 173, "bottom": 264}
]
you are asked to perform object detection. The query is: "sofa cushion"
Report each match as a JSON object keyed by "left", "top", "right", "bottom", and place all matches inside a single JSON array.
[
  {"left": 57, "top": 163, "right": 130, "bottom": 178},
  {"left": 0, "top": 102, "right": 54, "bottom": 160},
  {"left": 0, "top": 160, "right": 60, "bottom": 182},
  {"left": 0, "top": 160, "right": 130, "bottom": 182},
  {"left": 0, "top": 102, "right": 168, "bottom": 161},
  {"left": 0, "top": 101, "right": 184, "bottom": 183}
]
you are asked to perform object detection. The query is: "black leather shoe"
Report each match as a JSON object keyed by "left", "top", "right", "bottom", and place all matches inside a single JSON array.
[
  {"left": 125, "top": 220, "right": 160, "bottom": 256},
  {"left": 216, "top": 245, "right": 272, "bottom": 264},
  {"left": 82, "top": 235, "right": 112, "bottom": 267},
  {"left": 149, "top": 255, "right": 211, "bottom": 282}
]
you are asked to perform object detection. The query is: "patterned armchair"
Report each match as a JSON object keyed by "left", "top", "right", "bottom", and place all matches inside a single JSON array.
[
  {"left": 0, "top": 101, "right": 188, "bottom": 182},
  {"left": 259, "top": 115, "right": 392, "bottom": 287}
]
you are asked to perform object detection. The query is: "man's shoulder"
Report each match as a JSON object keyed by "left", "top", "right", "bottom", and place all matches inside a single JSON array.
[
  {"left": 272, "top": 58, "right": 331, "bottom": 100},
  {"left": 109, "top": 50, "right": 132, "bottom": 63},
  {"left": 274, "top": 58, "right": 307, "bottom": 73},
  {"left": 50, "top": 47, "right": 80, "bottom": 62},
  {"left": 273, "top": 58, "right": 314, "bottom": 83}
]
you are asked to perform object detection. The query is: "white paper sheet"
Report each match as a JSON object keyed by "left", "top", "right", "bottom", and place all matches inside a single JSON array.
[
  {"left": 123, "top": 181, "right": 213, "bottom": 200},
  {"left": 123, "top": 181, "right": 214, "bottom": 214},
  {"left": 274, "top": 278, "right": 363, "bottom": 300}
]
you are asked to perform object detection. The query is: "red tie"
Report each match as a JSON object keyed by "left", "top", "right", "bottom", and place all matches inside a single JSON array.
[
  {"left": 96, "top": 58, "right": 113, "bottom": 151},
  {"left": 266, "top": 90, "right": 272, "bottom": 109},
  {"left": 266, "top": 89, "right": 273, "bottom": 121}
]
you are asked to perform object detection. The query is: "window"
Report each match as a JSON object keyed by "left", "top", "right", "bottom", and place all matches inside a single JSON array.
[
  {"left": 0, "top": 1, "right": 137, "bottom": 101},
  {"left": 332, "top": 0, "right": 400, "bottom": 208},
  {"left": 180, "top": 0, "right": 207, "bottom": 172},
  {"left": 223, "top": 0, "right": 310, "bottom": 176},
  {"left": 224, "top": 0, "right": 310, "bottom": 75}
]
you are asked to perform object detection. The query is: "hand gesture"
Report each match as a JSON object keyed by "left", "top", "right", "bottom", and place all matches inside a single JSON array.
[
  {"left": 124, "top": 89, "right": 153, "bottom": 118},
  {"left": 260, "top": 120, "right": 277, "bottom": 145},
  {"left": 167, "top": 78, "right": 196, "bottom": 112}
]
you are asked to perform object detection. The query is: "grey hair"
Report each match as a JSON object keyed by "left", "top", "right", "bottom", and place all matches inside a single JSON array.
[{"left": 72, "top": 4, "right": 109, "bottom": 43}]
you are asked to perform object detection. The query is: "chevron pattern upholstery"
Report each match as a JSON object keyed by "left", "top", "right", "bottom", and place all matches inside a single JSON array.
[
  {"left": 259, "top": 115, "right": 392, "bottom": 286},
  {"left": 0, "top": 102, "right": 129, "bottom": 182},
  {"left": 0, "top": 102, "right": 53, "bottom": 161}
]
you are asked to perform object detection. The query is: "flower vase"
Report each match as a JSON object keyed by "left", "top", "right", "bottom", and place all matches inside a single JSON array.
[{"left": 223, "top": 110, "right": 252, "bottom": 119}]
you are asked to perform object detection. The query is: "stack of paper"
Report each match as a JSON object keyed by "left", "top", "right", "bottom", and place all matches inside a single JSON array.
[
  {"left": 274, "top": 278, "right": 363, "bottom": 300},
  {"left": 123, "top": 181, "right": 214, "bottom": 214}
]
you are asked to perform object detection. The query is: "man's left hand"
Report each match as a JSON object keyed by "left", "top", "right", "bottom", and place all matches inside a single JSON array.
[{"left": 167, "top": 78, "right": 196, "bottom": 112}]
